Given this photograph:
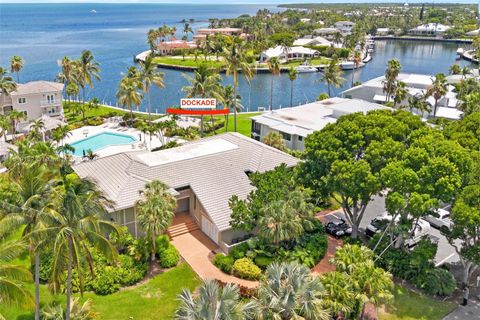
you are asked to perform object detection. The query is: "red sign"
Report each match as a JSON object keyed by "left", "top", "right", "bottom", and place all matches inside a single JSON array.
[{"left": 167, "top": 108, "right": 229, "bottom": 115}]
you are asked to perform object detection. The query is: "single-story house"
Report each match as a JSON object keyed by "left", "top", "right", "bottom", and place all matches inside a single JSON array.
[
  {"left": 260, "top": 46, "right": 319, "bottom": 62},
  {"left": 73, "top": 132, "right": 298, "bottom": 253},
  {"left": 313, "top": 27, "right": 341, "bottom": 40},
  {"left": 376, "top": 28, "right": 390, "bottom": 36},
  {"left": 293, "top": 36, "right": 332, "bottom": 47},
  {"left": 334, "top": 21, "right": 355, "bottom": 36},
  {"left": 251, "top": 97, "right": 389, "bottom": 151},
  {"left": 157, "top": 39, "right": 197, "bottom": 55},
  {"left": 409, "top": 23, "right": 451, "bottom": 36}
]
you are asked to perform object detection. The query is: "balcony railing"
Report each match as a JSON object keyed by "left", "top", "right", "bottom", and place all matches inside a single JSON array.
[{"left": 40, "top": 100, "right": 61, "bottom": 107}]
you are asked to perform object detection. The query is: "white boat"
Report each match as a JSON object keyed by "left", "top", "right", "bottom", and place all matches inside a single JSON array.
[
  {"left": 90, "top": 9, "right": 97, "bottom": 13},
  {"left": 295, "top": 62, "right": 318, "bottom": 73},
  {"left": 456, "top": 48, "right": 464, "bottom": 59},
  {"left": 363, "top": 54, "right": 372, "bottom": 63},
  {"left": 340, "top": 61, "right": 355, "bottom": 70},
  {"left": 367, "top": 48, "right": 374, "bottom": 53}
]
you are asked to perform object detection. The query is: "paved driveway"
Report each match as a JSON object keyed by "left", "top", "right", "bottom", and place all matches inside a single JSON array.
[
  {"left": 443, "top": 301, "right": 480, "bottom": 320},
  {"left": 171, "top": 229, "right": 258, "bottom": 289}
]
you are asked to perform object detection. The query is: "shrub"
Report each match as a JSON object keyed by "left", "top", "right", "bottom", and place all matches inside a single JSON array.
[
  {"left": 417, "top": 268, "right": 456, "bottom": 296},
  {"left": 117, "top": 255, "right": 148, "bottom": 286},
  {"left": 156, "top": 235, "right": 170, "bottom": 254},
  {"left": 127, "top": 237, "right": 151, "bottom": 262},
  {"left": 229, "top": 242, "right": 249, "bottom": 260},
  {"left": 159, "top": 245, "right": 180, "bottom": 268},
  {"left": 38, "top": 252, "right": 54, "bottom": 283},
  {"left": 233, "top": 258, "right": 262, "bottom": 280},
  {"left": 213, "top": 253, "right": 234, "bottom": 274},
  {"left": 254, "top": 255, "right": 275, "bottom": 269},
  {"left": 89, "top": 266, "right": 121, "bottom": 295}
]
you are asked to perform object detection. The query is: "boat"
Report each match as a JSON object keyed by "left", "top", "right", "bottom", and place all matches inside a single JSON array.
[
  {"left": 340, "top": 61, "right": 355, "bottom": 70},
  {"left": 363, "top": 54, "right": 372, "bottom": 63},
  {"left": 90, "top": 9, "right": 97, "bottom": 13},
  {"left": 456, "top": 48, "right": 464, "bottom": 59},
  {"left": 295, "top": 61, "right": 318, "bottom": 73}
]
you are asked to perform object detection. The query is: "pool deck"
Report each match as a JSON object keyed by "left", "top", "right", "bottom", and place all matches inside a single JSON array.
[{"left": 64, "top": 124, "right": 182, "bottom": 159}]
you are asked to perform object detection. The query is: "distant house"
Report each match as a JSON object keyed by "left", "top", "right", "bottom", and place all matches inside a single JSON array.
[
  {"left": 193, "top": 27, "right": 247, "bottom": 42},
  {"left": 250, "top": 98, "right": 389, "bottom": 151},
  {"left": 259, "top": 46, "right": 319, "bottom": 62},
  {"left": 376, "top": 28, "right": 390, "bottom": 36},
  {"left": 341, "top": 73, "right": 462, "bottom": 120},
  {"left": 293, "top": 36, "right": 332, "bottom": 47},
  {"left": 300, "top": 18, "right": 311, "bottom": 23},
  {"left": 0, "top": 81, "right": 64, "bottom": 122},
  {"left": 313, "top": 27, "right": 341, "bottom": 40},
  {"left": 157, "top": 38, "right": 197, "bottom": 55},
  {"left": 334, "top": 21, "right": 355, "bottom": 36},
  {"left": 73, "top": 133, "right": 298, "bottom": 253},
  {"left": 409, "top": 23, "right": 451, "bottom": 36},
  {"left": 466, "top": 29, "right": 479, "bottom": 37}
]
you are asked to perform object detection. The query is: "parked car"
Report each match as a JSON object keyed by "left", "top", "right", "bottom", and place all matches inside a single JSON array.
[
  {"left": 404, "top": 219, "right": 431, "bottom": 248},
  {"left": 326, "top": 218, "right": 352, "bottom": 238},
  {"left": 365, "top": 212, "right": 398, "bottom": 238},
  {"left": 424, "top": 208, "right": 453, "bottom": 231}
]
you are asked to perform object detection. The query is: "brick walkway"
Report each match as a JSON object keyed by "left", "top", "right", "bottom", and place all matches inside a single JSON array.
[{"left": 171, "top": 229, "right": 258, "bottom": 289}]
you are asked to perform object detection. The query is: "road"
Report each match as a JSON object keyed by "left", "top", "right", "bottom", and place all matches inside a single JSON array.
[{"left": 324, "top": 195, "right": 459, "bottom": 266}]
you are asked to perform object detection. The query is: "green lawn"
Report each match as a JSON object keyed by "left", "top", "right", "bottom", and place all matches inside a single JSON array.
[
  {"left": 0, "top": 263, "right": 200, "bottom": 320},
  {"left": 257, "top": 57, "right": 332, "bottom": 68},
  {"left": 379, "top": 285, "right": 457, "bottom": 320},
  {"left": 214, "top": 112, "right": 260, "bottom": 137},
  {"left": 152, "top": 56, "right": 225, "bottom": 69}
]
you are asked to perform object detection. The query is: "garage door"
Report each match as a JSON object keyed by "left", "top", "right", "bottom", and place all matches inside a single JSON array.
[{"left": 175, "top": 197, "right": 190, "bottom": 213}]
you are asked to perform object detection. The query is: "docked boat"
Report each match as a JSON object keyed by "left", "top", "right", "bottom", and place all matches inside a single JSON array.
[
  {"left": 340, "top": 61, "right": 355, "bottom": 70},
  {"left": 363, "top": 54, "right": 372, "bottom": 63},
  {"left": 295, "top": 61, "right": 318, "bottom": 73},
  {"left": 367, "top": 48, "right": 374, "bottom": 53},
  {"left": 456, "top": 48, "right": 464, "bottom": 59}
]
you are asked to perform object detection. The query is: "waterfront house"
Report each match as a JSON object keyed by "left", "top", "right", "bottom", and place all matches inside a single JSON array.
[
  {"left": 259, "top": 46, "right": 319, "bottom": 62},
  {"left": 341, "top": 74, "right": 462, "bottom": 120},
  {"left": 313, "top": 27, "right": 341, "bottom": 40},
  {"left": 334, "top": 21, "right": 355, "bottom": 36},
  {"left": 156, "top": 38, "right": 197, "bottom": 55},
  {"left": 376, "top": 28, "right": 390, "bottom": 36},
  {"left": 193, "top": 27, "right": 248, "bottom": 42},
  {"left": 250, "top": 98, "right": 389, "bottom": 151},
  {"left": 293, "top": 36, "right": 332, "bottom": 47},
  {"left": 408, "top": 23, "right": 451, "bottom": 36},
  {"left": 73, "top": 132, "right": 298, "bottom": 253},
  {"left": 0, "top": 81, "right": 64, "bottom": 122},
  {"left": 466, "top": 29, "right": 479, "bottom": 37}
]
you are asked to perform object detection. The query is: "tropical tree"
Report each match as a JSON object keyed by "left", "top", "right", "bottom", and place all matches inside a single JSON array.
[
  {"left": 351, "top": 51, "right": 362, "bottom": 87},
  {"left": 10, "top": 55, "right": 24, "bottom": 83},
  {"left": 0, "top": 115, "right": 12, "bottom": 141},
  {"left": 77, "top": 50, "right": 101, "bottom": 104},
  {"left": 426, "top": 73, "right": 448, "bottom": 117},
  {"left": 267, "top": 57, "right": 280, "bottom": 110},
  {"left": 449, "top": 64, "right": 461, "bottom": 75},
  {"left": 45, "top": 174, "right": 118, "bottom": 320},
  {"left": 220, "top": 85, "right": 242, "bottom": 132},
  {"left": 408, "top": 93, "right": 431, "bottom": 117},
  {"left": 262, "top": 131, "right": 286, "bottom": 151},
  {"left": 383, "top": 59, "right": 401, "bottom": 102},
  {"left": 135, "top": 180, "right": 176, "bottom": 262},
  {"left": 458, "top": 92, "right": 480, "bottom": 116},
  {"left": 322, "top": 58, "right": 344, "bottom": 97},
  {"left": 9, "top": 109, "right": 26, "bottom": 142},
  {"left": 182, "top": 22, "right": 193, "bottom": 40},
  {"left": 52, "top": 125, "right": 72, "bottom": 147},
  {"left": 28, "top": 119, "right": 46, "bottom": 142},
  {"left": 393, "top": 81, "right": 407, "bottom": 108},
  {"left": 0, "top": 66, "right": 17, "bottom": 95},
  {"left": 116, "top": 73, "right": 143, "bottom": 121},
  {"left": 245, "top": 262, "right": 329, "bottom": 320},
  {"left": 222, "top": 37, "right": 254, "bottom": 132},
  {"left": 288, "top": 66, "right": 297, "bottom": 107},
  {"left": 176, "top": 280, "right": 246, "bottom": 320},
  {"left": 138, "top": 55, "right": 165, "bottom": 117}
]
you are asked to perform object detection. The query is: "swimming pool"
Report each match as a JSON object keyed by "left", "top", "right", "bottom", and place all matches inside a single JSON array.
[{"left": 70, "top": 132, "right": 136, "bottom": 156}]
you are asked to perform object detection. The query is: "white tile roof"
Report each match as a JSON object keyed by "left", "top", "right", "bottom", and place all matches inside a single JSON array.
[
  {"left": 410, "top": 23, "right": 451, "bottom": 33},
  {"left": 73, "top": 133, "right": 298, "bottom": 231}
]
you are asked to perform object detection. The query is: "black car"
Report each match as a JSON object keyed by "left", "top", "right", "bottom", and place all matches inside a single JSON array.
[{"left": 325, "top": 219, "right": 352, "bottom": 238}]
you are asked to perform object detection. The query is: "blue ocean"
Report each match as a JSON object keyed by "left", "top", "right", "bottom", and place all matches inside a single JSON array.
[{"left": 0, "top": 3, "right": 474, "bottom": 113}]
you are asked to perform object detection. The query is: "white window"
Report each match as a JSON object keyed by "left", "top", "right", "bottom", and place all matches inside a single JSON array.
[
  {"left": 47, "top": 94, "right": 55, "bottom": 103},
  {"left": 18, "top": 97, "right": 26, "bottom": 104},
  {"left": 280, "top": 131, "right": 291, "bottom": 141}
]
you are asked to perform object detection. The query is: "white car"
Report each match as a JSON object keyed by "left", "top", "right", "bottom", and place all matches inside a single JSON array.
[
  {"left": 404, "top": 219, "right": 431, "bottom": 248},
  {"left": 424, "top": 208, "right": 453, "bottom": 231},
  {"left": 365, "top": 212, "right": 399, "bottom": 238}
]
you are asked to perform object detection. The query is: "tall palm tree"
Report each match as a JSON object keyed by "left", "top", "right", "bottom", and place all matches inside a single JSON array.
[
  {"left": 351, "top": 51, "right": 362, "bottom": 87},
  {"left": 77, "top": 50, "right": 101, "bottom": 104},
  {"left": 116, "top": 73, "right": 143, "bottom": 121},
  {"left": 393, "top": 81, "right": 407, "bottom": 108},
  {"left": 222, "top": 37, "right": 254, "bottom": 132},
  {"left": 0, "top": 115, "right": 12, "bottom": 141},
  {"left": 245, "top": 262, "right": 329, "bottom": 320},
  {"left": 288, "top": 66, "right": 297, "bottom": 108},
  {"left": 0, "top": 238, "right": 33, "bottom": 319},
  {"left": 183, "top": 22, "right": 193, "bottom": 40},
  {"left": 182, "top": 63, "right": 222, "bottom": 136},
  {"left": 29, "top": 118, "right": 46, "bottom": 142},
  {"left": 10, "top": 56, "right": 24, "bottom": 83},
  {"left": 147, "top": 29, "right": 158, "bottom": 52},
  {"left": 449, "top": 64, "right": 461, "bottom": 75},
  {"left": 8, "top": 109, "right": 26, "bottom": 142},
  {"left": 0, "top": 164, "right": 53, "bottom": 320},
  {"left": 221, "top": 85, "right": 242, "bottom": 132},
  {"left": 176, "top": 280, "right": 246, "bottom": 320},
  {"left": 322, "top": 58, "right": 344, "bottom": 98},
  {"left": 135, "top": 180, "right": 176, "bottom": 262},
  {"left": 0, "top": 67, "right": 17, "bottom": 95},
  {"left": 138, "top": 56, "right": 165, "bottom": 117},
  {"left": 383, "top": 59, "right": 401, "bottom": 102},
  {"left": 267, "top": 57, "right": 280, "bottom": 110},
  {"left": 52, "top": 125, "right": 71, "bottom": 147},
  {"left": 408, "top": 94, "right": 431, "bottom": 118},
  {"left": 426, "top": 73, "right": 448, "bottom": 117},
  {"left": 460, "top": 66, "right": 471, "bottom": 79},
  {"left": 45, "top": 174, "right": 118, "bottom": 320}
]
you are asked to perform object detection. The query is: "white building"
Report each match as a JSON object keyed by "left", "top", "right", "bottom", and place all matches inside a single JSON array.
[
  {"left": 250, "top": 98, "right": 389, "bottom": 151},
  {"left": 313, "top": 27, "right": 341, "bottom": 40},
  {"left": 293, "top": 36, "right": 332, "bottom": 47},
  {"left": 409, "top": 23, "right": 451, "bottom": 36},
  {"left": 466, "top": 29, "right": 479, "bottom": 37},
  {"left": 376, "top": 28, "right": 390, "bottom": 36},
  {"left": 334, "top": 21, "right": 355, "bottom": 36},
  {"left": 0, "top": 81, "right": 64, "bottom": 122},
  {"left": 260, "top": 46, "right": 319, "bottom": 62},
  {"left": 341, "top": 74, "right": 462, "bottom": 120}
]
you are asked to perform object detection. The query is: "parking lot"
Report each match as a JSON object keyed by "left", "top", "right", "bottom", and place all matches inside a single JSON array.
[{"left": 323, "top": 195, "right": 459, "bottom": 266}]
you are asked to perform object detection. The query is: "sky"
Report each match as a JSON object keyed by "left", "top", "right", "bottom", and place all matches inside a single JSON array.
[{"left": 0, "top": 0, "right": 478, "bottom": 4}]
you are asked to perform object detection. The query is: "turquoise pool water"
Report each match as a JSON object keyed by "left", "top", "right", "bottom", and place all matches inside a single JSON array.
[{"left": 70, "top": 132, "right": 136, "bottom": 156}]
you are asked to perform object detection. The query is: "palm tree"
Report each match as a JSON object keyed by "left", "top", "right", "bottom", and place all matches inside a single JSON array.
[
  {"left": 426, "top": 73, "right": 448, "bottom": 117},
  {"left": 0, "top": 238, "right": 33, "bottom": 319},
  {"left": 321, "top": 271, "right": 353, "bottom": 318},
  {"left": 393, "top": 81, "right": 407, "bottom": 108},
  {"left": 77, "top": 50, "right": 101, "bottom": 104},
  {"left": 176, "top": 280, "right": 246, "bottom": 320},
  {"left": 333, "top": 32, "right": 343, "bottom": 47},
  {"left": 383, "top": 59, "right": 401, "bottom": 102},
  {"left": 116, "top": 75, "right": 143, "bottom": 122},
  {"left": 10, "top": 56, "right": 24, "bottom": 83},
  {"left": 9, "top": 109, "right": 26, "bottom": 142},
  {"left": 182, "top": 63, "right": 222, "bottom": 136},
  {"left": 0, "top": 164, "right": 53, "bottom": 320},
  {"left": 322, "top": 58, "right": 344, "bottom": 98},
  {"left": 220, "top": 85, "right": 242, "bottom": 132},
  {"left": 222, "top": 37, "right": 254, "bottom": 132},
  {"left": 262, "top": 131, "right": 286, "bottom": 151},
  {"left": 0, "top": 67, "right": 17, "bottom": 95},
  {"left": 52, "top": 125, "right": 71, "bottom": 147},
  {"left": 408, "top": 94, "right": 431, "bottom": 118},
  {"left": 267, "top": 57, "right": 280, "bottom": 110},
  {"left": 449, "top": 64, "right": 461, "bottom": 75},
  {"left": 183, "top": 22, "right": 193, "bottom": 40},
  {"left": 245, "top": 262, "right": 329, "bottom": 320},
  {"left": 29, "top": 118, "right": 46, "bottom": 142},
  {"left": 458, "top": 92, "right": 480, "bottom": 116},
  {"left": 351, "top": 51, "right": 362, "bottom": 87},
  {"left": 135, "top": 180, "right": 176, "bottom": 262},
  {"left": 147, "top": 29, "right": 158, "bottom": 52},
  {"left": 45, "top": 175, "right": 118, "bottom": 320},
  {"left": 288, "top": 67, "right": 297, "bottom": 108},
  {"left": 0, "top": 115, "right": 12, "bottom": 141},
  {"left": 461, "top": 66, "right": 471, "bottom": 79},
  {"left": 138, "top": 56, "right": 165, "bottom": 117}
]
